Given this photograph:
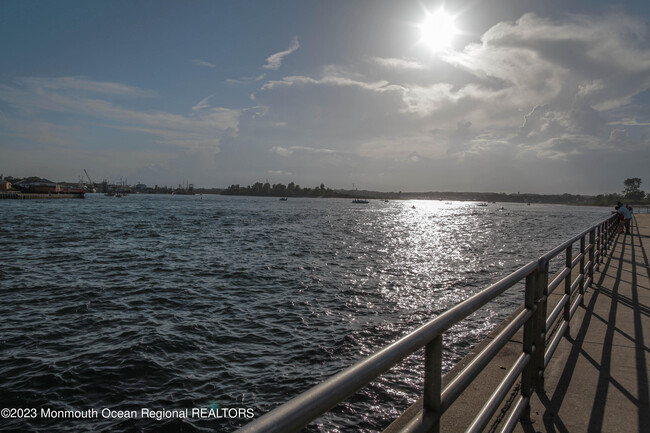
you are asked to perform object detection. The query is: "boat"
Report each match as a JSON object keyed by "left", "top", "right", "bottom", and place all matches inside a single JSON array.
[
  {"left": 280, "top": 197, "right": 288, "bottom": 201},
  {"left": 352, "top": 199, "right": 369, "bottom": 204},
  {"left": 477, "top": 203, "right": 489, "bottom": 207}
]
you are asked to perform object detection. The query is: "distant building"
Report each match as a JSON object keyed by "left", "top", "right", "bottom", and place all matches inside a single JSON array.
[
  {"left": 0, "top": 179, "right": 11, "bottom": 191},
  {"left": 13, "top": 178, "right": 58, "bottom": 193}
]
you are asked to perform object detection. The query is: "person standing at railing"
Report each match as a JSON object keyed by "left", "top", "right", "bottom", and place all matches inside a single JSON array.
[{"left": 616, "top": 202, "right": 632, "bottom": 234}]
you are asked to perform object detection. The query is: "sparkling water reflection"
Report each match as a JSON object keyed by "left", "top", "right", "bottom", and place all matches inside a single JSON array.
[{"left": 0, "top": 195, "right": 608, "bottom": 432}]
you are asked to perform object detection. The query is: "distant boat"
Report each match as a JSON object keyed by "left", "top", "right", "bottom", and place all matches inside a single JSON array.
[
  {"left": 280, "top": 197, "right": 288, "bottom": 201},
  {"left": 352, "top": 199, "right": 369, "bottom": 204},
  {"left": 477, "top": 203, "right": 489, "bottom": 207}
]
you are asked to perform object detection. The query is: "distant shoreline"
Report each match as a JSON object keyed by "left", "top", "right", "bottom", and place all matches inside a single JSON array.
[
  {"left": 3, "top": 176, "right": 648, "bottom": 207},
  {"left": 206, "top": 186, "right": 649, "bottom": 208}
]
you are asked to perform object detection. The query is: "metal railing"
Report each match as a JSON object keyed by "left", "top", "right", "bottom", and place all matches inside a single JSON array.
[{"left": 237, "top": 214, "right": 620, "bottom": 433}]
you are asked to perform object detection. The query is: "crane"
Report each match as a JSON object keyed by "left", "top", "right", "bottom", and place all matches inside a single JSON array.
[{"left": 84, "top": 169, "right": 96, "bottom": 193}]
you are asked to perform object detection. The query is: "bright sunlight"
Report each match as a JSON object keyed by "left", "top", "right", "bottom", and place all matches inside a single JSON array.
[{"left": 419, "top": 8, "right": 458, "bottom": 53}]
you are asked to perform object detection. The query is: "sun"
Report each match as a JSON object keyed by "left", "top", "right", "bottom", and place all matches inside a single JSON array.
[{"left": 419, "top": 8, "right": 458, "bottom": 53}]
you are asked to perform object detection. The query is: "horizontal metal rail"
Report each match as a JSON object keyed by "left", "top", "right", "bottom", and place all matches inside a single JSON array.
[
  {"left": 545, "top": 321, "right": 569, "bottom": 368},
  {"left": 546, "top": 294, "right": 569, "bottom": 332},
  {"left": 440, "top": 308, "right": 533, "bottom": 411},
  {"left": 499, "top": 396, "right": 529, "bottom": 433},
  {"left": 547, "top": 266, "right": 571, "bottom": 295},
  {"left": 467, "top": 352, "right": 531, "bottom": 433},
  {"left": 236, "top": 214, "right": 619, "bottom": 433}
]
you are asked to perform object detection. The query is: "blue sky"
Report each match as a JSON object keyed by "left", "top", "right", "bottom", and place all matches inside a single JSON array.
[{"left": 1, "top": 0, "right": 649, "bottom": 194}]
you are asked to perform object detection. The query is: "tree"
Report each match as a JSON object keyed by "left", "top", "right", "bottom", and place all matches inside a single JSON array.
[{"left": 623, "top": 178, "right": 645, "bottom": 201}]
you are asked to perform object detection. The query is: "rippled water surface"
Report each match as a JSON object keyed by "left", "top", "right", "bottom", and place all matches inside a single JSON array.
[{"left": 0, "top": 195, "right": 609, "bottom": 432}]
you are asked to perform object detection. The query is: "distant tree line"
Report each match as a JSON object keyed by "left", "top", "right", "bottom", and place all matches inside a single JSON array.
[
  {"left": 221, "top": 182, "right": 353, "bottom": 198},
  {"left": 220, "top": 178, "right": 648, "bottom": 206}
]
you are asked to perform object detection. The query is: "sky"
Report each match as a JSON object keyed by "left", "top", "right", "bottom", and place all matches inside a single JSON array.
[{"left": 1, "top": 0, "right": 649, "bottom": 194}]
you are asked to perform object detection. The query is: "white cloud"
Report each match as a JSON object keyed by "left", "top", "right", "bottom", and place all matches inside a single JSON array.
[
  {"left": 192, "top": 94, "right": 214, "bottom": 112},
  {"left": 0, "top": 78, "right": 240, "bottom": 150},
  {"left": 191, "top": 59, "right": 216, "bottom": 68},
  {"left": 226, "top": 74, "right": 266, "bottom": 87},
  {"left": 263, "top": 36, "right": 300, "bottom": 70},
  {"left": 270, "top": 145, "right": 337, "bottom": 157},
  {"left": 267, "top": 169, "right": 293, "bottom": 176},
  {"left": 16, "top": 76, "right": 155, "bottom": 97},
  {"left": 369, "top": 57, "right": 427, "bottom": 70},
  {"left": 270, "top": 146, "right": 292, "bottom": 157},
  {"left": 243, "top": 11, "right": 650, "bottom": 193},
  {"left": 260, "top": 74, "right": 398, "bottom": 93}
]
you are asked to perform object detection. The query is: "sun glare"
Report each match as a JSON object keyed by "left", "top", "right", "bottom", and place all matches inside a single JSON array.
[{"left": 419, "top": 9, "right": 458, "bottom": 53}]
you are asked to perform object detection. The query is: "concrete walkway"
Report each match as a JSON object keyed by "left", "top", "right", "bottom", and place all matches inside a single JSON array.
[{"left": 515, "top": 213, "right": 650, "bottom": 433}]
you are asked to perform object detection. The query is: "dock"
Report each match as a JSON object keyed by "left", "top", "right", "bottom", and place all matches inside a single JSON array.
[{"left": 237, "top": 213, "right": 649, "bottom": 433}]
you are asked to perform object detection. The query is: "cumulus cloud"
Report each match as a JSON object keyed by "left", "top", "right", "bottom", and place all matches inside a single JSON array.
[
  {"left": 263, "top": 36, "right": 300, "bottom": 70},
  {"left": 244, "top": 11, "right": 650, "bottom": 192}
]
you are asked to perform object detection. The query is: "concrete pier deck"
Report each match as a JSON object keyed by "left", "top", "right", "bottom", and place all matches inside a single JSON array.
[
  {"left": 517, "top": 213, "right": 650, "bottom": 433},
  {"left": 385, "top": 214, "right": 649, "bottom": 433}
]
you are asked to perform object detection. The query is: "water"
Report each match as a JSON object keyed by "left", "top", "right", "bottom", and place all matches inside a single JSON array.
[{"left": 0, "top": 195, "right": 609, "bottom": 432}]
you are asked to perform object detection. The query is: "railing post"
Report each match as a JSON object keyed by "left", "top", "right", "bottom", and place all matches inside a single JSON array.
[
  {"left": 599, "top": 222, "right": 604, "bottom": 262},
  {"left": 535, "top": 259, "right": 548, "bottom": 390},
  {"left": 579, "top": 235, "right": 586, "bottom": 303},
  {"left": 595, "top": 225, "right": 601, "bottom": 270},
  {"left": 520, "top": 259, "right": 546, "bottom": 421},
  {"left": 588, "top": 229, "right": 595, "bottom": 288},
  {"left": 564, "top": 243, "right": 573, "bottom": 330},
  {"left": 424, "top": 335, "right": 442, "bottom": 433}
]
